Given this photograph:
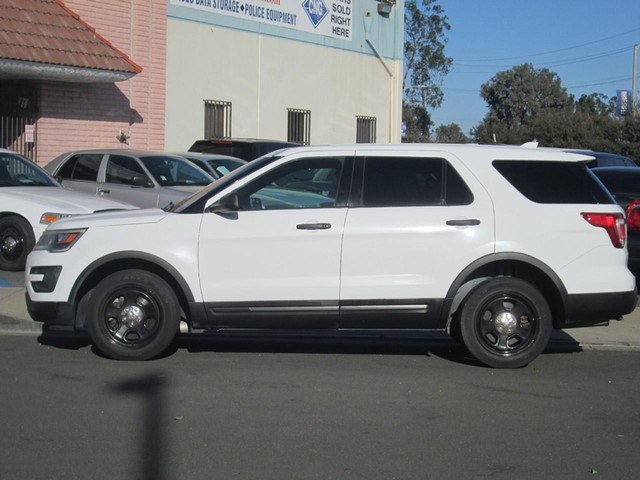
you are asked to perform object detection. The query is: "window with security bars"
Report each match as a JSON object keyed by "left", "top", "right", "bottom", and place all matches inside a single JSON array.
[
  {"left": 204, "top": 100, "right": 231, "bottom": 138},
  {"left": 287, "top": 108, "right": 311, "bottom": 145},
  {"left": 356, "top": 116, "right": 377, "bottom": 143}
]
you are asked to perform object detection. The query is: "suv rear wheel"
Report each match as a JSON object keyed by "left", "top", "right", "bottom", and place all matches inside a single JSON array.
[
  {"left": 87, "top": 269, "right": 180, "bottom": 360},
  {"left": 458, "top": 277, "right": 552, "bottom": 368}
]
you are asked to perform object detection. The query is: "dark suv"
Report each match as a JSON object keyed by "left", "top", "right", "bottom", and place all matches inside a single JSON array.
[{"left": 189, "top": 138, "right": 299, "bottom": 161}]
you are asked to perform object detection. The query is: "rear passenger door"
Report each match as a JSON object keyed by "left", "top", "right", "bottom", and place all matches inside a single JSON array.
[
  {"left": 339, "top": 152, "right": 495, "bottom": 328},
  {"left": 54, "top": 153, "right": 103, "bottom": 195}
]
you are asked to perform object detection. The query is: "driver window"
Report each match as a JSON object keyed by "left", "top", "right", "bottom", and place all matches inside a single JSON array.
[{"left": 237, "top": 157, "right": 343, "bottom": 210}]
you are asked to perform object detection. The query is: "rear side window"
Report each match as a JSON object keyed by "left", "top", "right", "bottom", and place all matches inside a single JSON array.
[
  {"left": 361, "top": 157, "right": 473, "bottom": 207},
  {"left": 58, "top": 154, "right": 102, "bottom": 181},
  {"left": 493, "top": 160, "right": 614, "bottom": 204}
]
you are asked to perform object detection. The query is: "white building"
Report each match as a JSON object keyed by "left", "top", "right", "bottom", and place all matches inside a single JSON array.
[{"left": 165, "top": 0, "right": 404, "bottom": 149}]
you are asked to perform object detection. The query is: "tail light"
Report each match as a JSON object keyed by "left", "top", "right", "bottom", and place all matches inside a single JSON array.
[
  {"left": 581, "top": 212, "right": 625, "bottom": 248},
  {"left": 625, "top": 199, "right": 640, "bottom": 231}
]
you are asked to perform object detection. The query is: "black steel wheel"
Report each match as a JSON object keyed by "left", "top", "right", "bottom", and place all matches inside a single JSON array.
[
  {"left": 87, "top": 269, "right": 180, "bottom": 360},
  {"left": 459, "top": 278, "right": 552, "bottom": 368},
  {"left": 0, "top": 216, "right": 35, "bottom": 271}
]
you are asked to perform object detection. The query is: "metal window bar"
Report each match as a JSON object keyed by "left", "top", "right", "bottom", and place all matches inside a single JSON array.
[
  {"left": 287, "top": 108, "right": 311, "bottom": 145},
  {"left": 204, "top": 100, "right": 231, "bottom": 139},
  {"left": 1, "top": 84, "right": 38, "bottom": 162},
  {"left": 356, "top": 116, "right": 377, "bottom": 143}
]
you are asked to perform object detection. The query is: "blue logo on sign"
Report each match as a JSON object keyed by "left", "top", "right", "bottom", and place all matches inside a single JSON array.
[{"left": 302, "top": 0, "right": 328, "bottom": 28}]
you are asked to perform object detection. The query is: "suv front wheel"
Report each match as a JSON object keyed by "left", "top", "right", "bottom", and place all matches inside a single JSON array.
[
  {"left": 458, "top": 277, "right": 552, "bottom": 369},
  {"left": 87, "top": 269, "right": 180, "bottom": 360}
]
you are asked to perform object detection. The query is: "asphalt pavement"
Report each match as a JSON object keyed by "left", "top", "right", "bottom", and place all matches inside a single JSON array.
[{"left": 1, "top": 275, "right": 639, "bottom": 351}]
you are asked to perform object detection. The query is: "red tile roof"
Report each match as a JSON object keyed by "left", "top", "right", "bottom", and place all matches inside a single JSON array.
[{"left": 0, "top": 0, "right": 141, "bottom": 74}]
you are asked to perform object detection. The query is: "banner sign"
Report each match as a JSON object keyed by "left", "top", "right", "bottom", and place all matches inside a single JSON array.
[
  {"left": 617, "top": 90, "right": 632, "bottom": 116},
  {"left": 170, "top": 0, "right": 353, "bottom": 41}
]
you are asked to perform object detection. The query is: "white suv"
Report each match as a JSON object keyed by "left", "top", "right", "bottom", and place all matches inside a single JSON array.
[{"left": 25, "top": 144, "right": 637, "bottom": 368}]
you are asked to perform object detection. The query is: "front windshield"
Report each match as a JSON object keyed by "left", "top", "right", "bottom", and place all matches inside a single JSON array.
[
  {"left": 141, "top": 156, "right": 213, "bottom": 187},
  {"left": 171, "top": 154, "right": 281, "bottom": 213},
  {"left": 0, "top": 152, "right": 57, "bottom": 187}
]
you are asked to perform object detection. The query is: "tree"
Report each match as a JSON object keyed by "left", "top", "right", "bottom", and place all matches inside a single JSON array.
[
  {"left": 403, "top": 0, "right": 452, "bottom": 141},
  {"left": 434, "top": 123, "right": 470, "bottom": 143},
  {"left": 402, "top": 103, "right": 432, "bottom": 143},
  {"left": 575, "top": 93, "right": 615, "bottom": 116},
  {"left": 470, "top": 63, "right": 640, "bottom": 162},
  {"left": 478, "top": 63, "right": 572, "bottom": 129}
]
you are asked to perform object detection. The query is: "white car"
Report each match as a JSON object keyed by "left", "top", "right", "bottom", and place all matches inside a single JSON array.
[
  {"left": 0, "top": 149, "right": 134, "bottom": 271},
  {"left": 26, "top": 144, "right": 637, "bottom": 368}
]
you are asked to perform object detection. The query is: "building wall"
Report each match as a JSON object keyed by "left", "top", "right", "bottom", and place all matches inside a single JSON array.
[
  {"left": 37, "top": 0, "right": 167, "bottom": 163},
  {"left": 165, "top": 0, "right": 404, "bottom": 150}
]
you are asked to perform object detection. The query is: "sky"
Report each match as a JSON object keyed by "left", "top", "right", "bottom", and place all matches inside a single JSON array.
[{"left": 429, "top": 0, "right": 640, "bottom": 135}]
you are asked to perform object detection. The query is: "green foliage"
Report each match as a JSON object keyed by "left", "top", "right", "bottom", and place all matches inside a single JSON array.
[
  {"left": 402, "top": 102, "right": 432, "bottom": 143},
  {"left": 478, "top": 63, "right": 572, "bottom": 127},
  {"left": 434, "top": 123, "right": 471, "bottom": 143},
  {"left": 472, "top": 63, "right": 640, "bottom": 162},
  {"left": 403, "top": 0, "right": 452, "bottom": 141}
]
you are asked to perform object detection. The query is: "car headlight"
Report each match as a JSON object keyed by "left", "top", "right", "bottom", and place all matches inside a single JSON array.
[
  {"left": 34, "top": 229, "right": 86, "bottom": 252},
  {"left": 40, "top": 212, "right": 77, "bottom": 225}
]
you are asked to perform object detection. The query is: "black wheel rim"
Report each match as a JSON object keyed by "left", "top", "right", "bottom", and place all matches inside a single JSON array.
[
  {"left": 1, "top": 226, "right": 25, "bottom": 263},
  {"left": 101, "top": 287, "right": 162, "bottom": 346},
  {"left": 474, "top": 292, "right": 539, "bottom": 356}
]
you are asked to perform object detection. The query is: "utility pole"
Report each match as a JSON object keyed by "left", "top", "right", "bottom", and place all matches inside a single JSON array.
[{"left": 633, "top": 44, "right": 639, "bottom": 115}]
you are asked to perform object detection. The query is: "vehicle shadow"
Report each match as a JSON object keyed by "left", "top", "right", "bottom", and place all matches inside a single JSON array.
[
  {"left": 177, "top": 332, "right": 506, "bottom": 367},
  {"left": 37, "top": 330, "right": 91, "bottom": 350},
  {"left": 37, "top": 329, "right": 584, "bottom": 366}
]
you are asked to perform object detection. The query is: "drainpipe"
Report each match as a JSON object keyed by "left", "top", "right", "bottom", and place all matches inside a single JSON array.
[{"left": 363, "top": 11, "right": 398, "bottom": 142}]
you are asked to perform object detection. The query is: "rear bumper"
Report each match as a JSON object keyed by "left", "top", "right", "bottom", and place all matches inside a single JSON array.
[{"left": 560, "top": 289, "right": 638, "bottom": 328}]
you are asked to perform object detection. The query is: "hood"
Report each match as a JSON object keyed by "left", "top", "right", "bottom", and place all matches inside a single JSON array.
[
  {"left": 7, "top": 186, "right": 135, "bottom": 212},
  {"left": 49, "top": 207, "right": 168, "bottom": 230}
]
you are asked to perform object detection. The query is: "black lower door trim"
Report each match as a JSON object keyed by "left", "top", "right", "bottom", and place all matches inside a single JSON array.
[
  {"left": 204, "top": 300, "right": 339, "bottom": 329},
  {"left": 196, "top": 298, "right": 448, "bottom": 330}
]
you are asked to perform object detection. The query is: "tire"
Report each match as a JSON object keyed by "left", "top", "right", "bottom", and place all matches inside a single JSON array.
[
  {"left": 459, "top": 278, "right": 552, "bottom": 369},
  {"left": 0, "top": 216, "right": 35, "bottom": 271},
  {"left": 87, "top": 269, "right": 180, "bottom": 360}
]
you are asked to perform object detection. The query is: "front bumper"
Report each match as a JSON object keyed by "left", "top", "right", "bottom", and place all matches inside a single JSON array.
[{"left": 26, "top": 293, "right": 75, "bottom": 328}]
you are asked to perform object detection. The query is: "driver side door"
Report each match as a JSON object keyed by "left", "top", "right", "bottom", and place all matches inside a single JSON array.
[{"left": 197, "top": 153, "right": 353, "bottom": 329}]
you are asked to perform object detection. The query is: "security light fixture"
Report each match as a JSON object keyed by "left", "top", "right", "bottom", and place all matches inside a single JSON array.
[{"left": 377, "top": 0, "right": 395, "bottom": 16}]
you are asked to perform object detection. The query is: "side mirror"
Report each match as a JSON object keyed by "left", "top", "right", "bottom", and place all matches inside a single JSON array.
[
  {"left": 210, "top": 193, "right": 240, "bottom": 214},
  {"left": 131, "top": 175, "right": 153, "bottom": 187}
]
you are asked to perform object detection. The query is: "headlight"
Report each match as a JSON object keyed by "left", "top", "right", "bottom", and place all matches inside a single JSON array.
[
  {"left": 34, "top": 229, "right": 86, "bottom": 252},
  {"left": 40, "top": 212, "right": 77, "bottom": 225}
]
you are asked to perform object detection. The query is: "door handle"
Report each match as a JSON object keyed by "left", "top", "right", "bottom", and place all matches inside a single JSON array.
[
  {"left": 98, "top": 189, "right": 110, "bottom": 195},
  {"left": 446, "top": 219, "right": 480, "bottom": 226},
  {"left": 297, "top": 223, "right": 331, "bottom": 230}
]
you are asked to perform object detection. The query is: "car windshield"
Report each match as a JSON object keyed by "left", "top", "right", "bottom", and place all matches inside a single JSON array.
[
  {"left": 141, "top": 156, "right": 212, "bottom": 187},
  {"left": 0, "top": 152, "right": 57, "bottom": 187},
  {"left": 171, "top": 154, "right": 281, "bottom": 213}
]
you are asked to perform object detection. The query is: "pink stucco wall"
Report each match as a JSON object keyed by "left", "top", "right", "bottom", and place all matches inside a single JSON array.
[{"left": 36, "top": 0, "right": 167, "bottom": 164}]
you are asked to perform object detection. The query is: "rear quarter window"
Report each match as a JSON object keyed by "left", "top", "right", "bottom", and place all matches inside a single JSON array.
[{"left": 493, "top": 160, "right": 615, "bottom": 204}]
